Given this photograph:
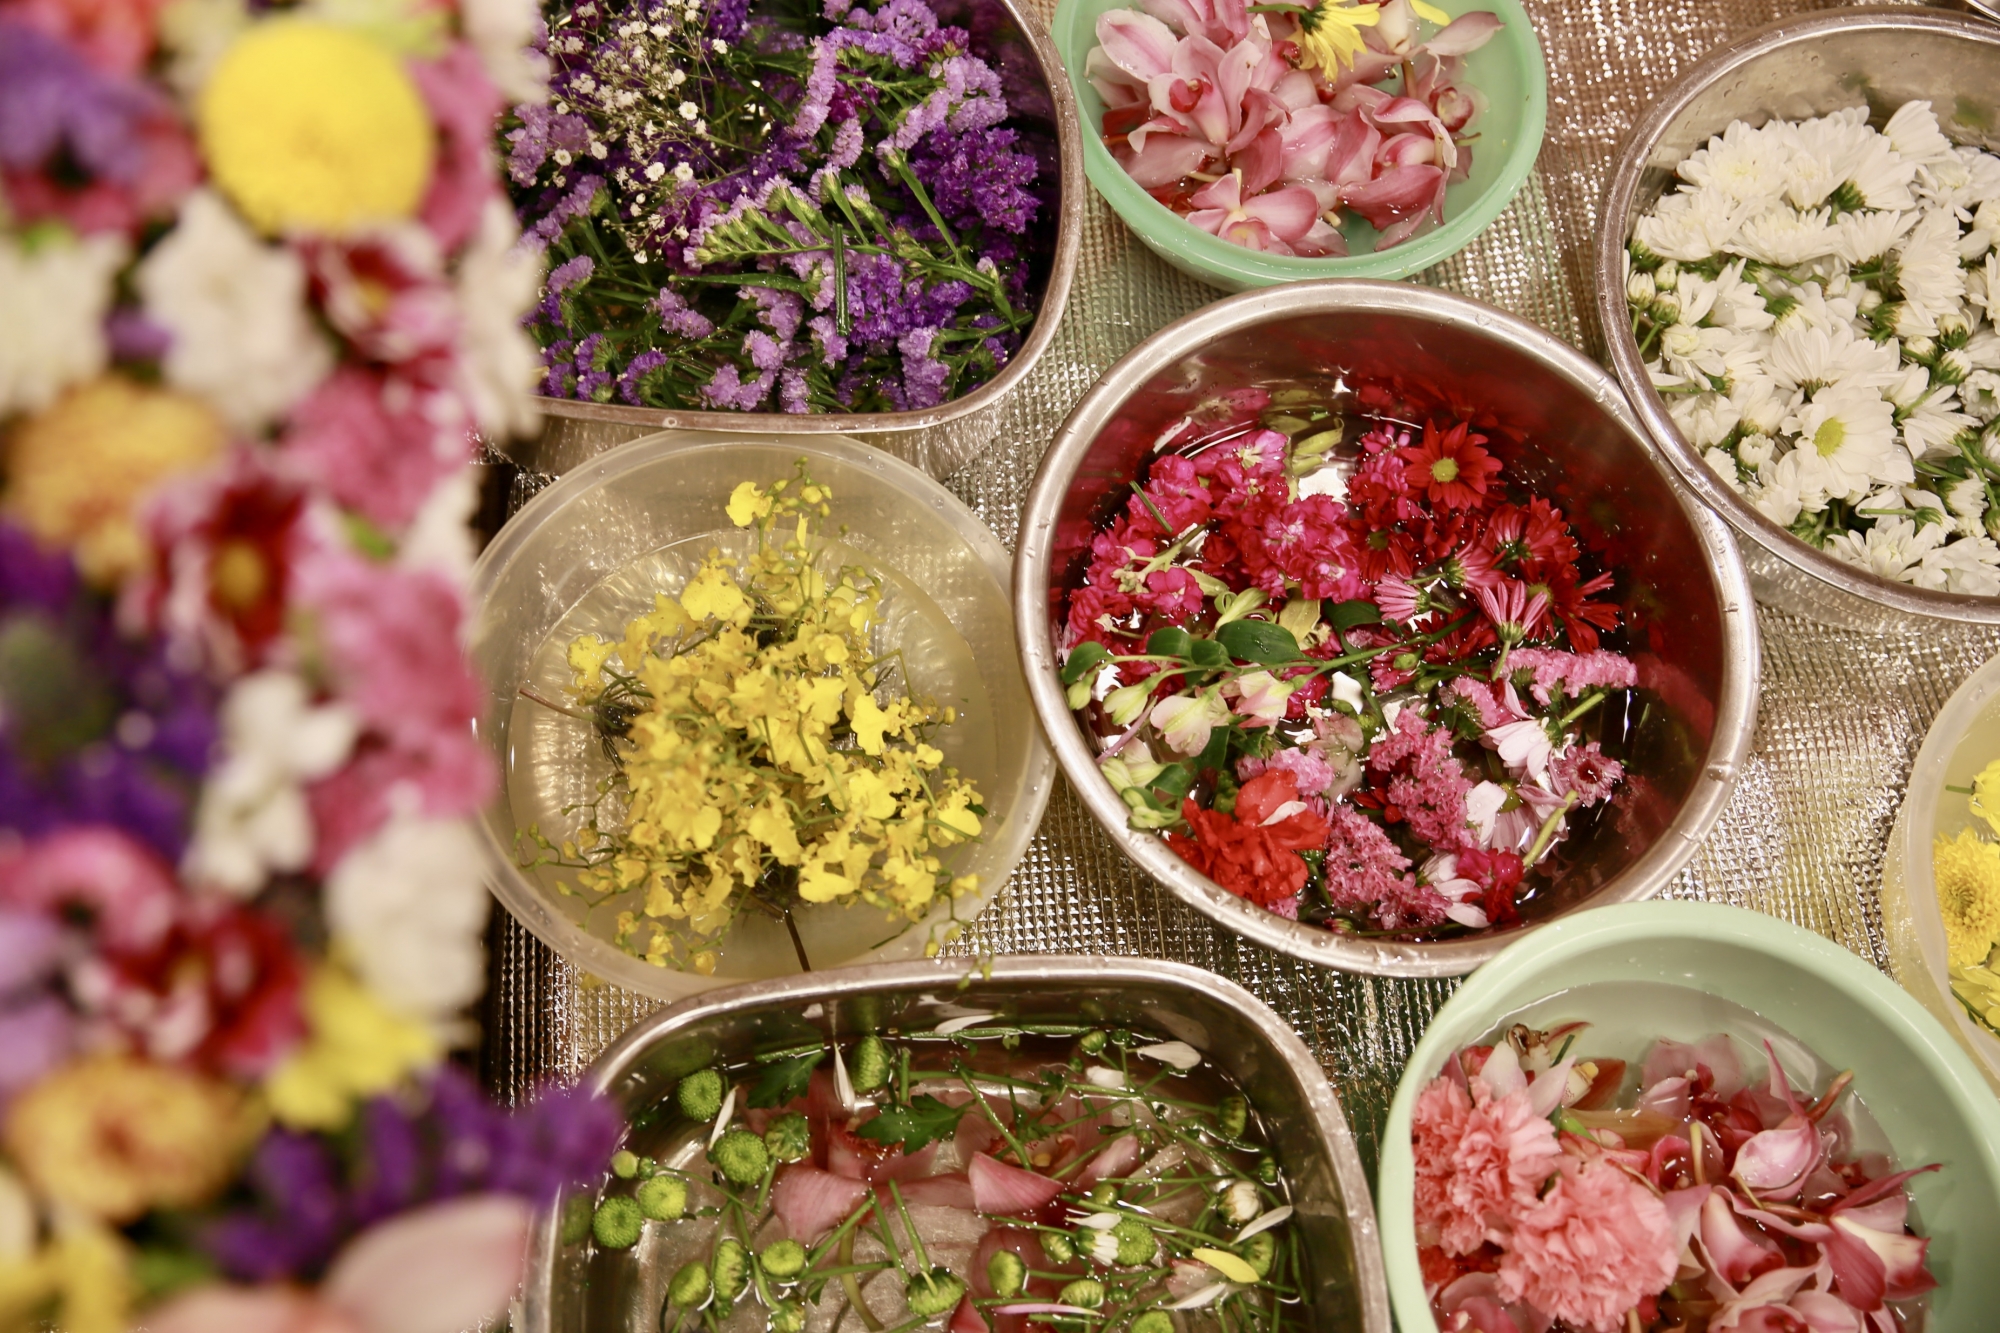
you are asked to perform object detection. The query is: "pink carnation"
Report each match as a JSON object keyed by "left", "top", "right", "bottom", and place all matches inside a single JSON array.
[
  {"left": 1550, "top": 741, "right": 1623, "bottom": 808},
  {"left": 1495, "top": 1156, "right": 1677, "bottom": 1332},
  {"left": 1410, "top": 1072, "right": 1563, "bottom": 1257},
  {"left": 283, "top": 367, "right": 472, "bottom": 533}
]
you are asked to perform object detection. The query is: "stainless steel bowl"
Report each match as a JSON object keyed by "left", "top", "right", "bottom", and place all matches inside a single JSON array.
[
  {"left": 519, "top": 956, "right": 1393, "bottom": 1333},
  {"left": 1013, "top": 281, "right": 1760, "bottom": 978},
  {"left": 507, "top": 0, "right": 1085, "bottom": 483},
  {"left": 1596, "top": 7, "right": 2000, "bottom": 630}
]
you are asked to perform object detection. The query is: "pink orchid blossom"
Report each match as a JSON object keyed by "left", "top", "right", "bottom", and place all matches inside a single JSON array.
[{"left": 1184, "top": 170, "right": 1345, "bottom": 256}]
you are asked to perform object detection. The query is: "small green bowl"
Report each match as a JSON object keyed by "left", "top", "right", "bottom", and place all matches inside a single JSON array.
[
  {"left": 1377, "top": 901, "right": 2000, "bottom": 1332},
  {"left": 1050, "top": 0, "right": 1547, "bottom": 290}
]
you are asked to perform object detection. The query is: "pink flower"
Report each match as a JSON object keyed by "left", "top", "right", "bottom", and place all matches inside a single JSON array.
[
  {"left": 282, "top": 367, "right": 475, "bottom": 534},
  {"left": 1474, "top": 578, "right": 1552, "bottom": 646},
  {"left": 302, "top": 229, "right": 460, "bottom": 367},
  {"left": 1411, "top": 1069, "right": 1562, "bottom": 1256},
  {"left": 1321, "top": 803, "right": 1418, "bottom": 917},
  {"left": 1183, "top": 170, "right": 1344, "bottom": 256},
  {"left": 1549, "top": 741, "right": 1623, "bottom": 807},
  {"left": 1386, "top": 755, "right": 1478, "bottom": 856},
  {"left": 0, "top": 825, "right": 178, "bottom": 954},
  {"left": 1135, "top": 453, "right": 1213, "bottom": 531},
  {"left": 1495, "top": 1155, "right": 1677, "bottom": 1332},
  {"left": 410, "top": 43, "right": 504, "bottom": 254},
  {"left": 1503, "top": 647, "right": 1638, "bottom": 707},
  {"left": 1227, "top": 669, "right": 1292, "bottom": 726},
  {"left": 1151, "top": 691, "right": 1231, "bottom": 756}
]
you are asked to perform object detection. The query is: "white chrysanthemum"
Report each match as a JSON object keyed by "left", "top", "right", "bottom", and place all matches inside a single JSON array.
[
  {"left": 1965, "top": 370, "right": 2000, "bottom": 423},
  {"left": 1944, "top": 476, "right": 1989, "bottom": 538},
  {"left": 1732, "top": 376, "right": 1792, "bottom": 436},
  {"left": 1679, "top": 119, "right": 1790, "bottom": 207},
  {"left": 0, "top": 231, "right": 126, "bottom": 418},
  {"left": 1749, "top": 447, "right": 1830, "bottom": 527},
  {"left": 1884, "top": 101, "right": 1956, "bottom": 166},
  {"left": 184, "top": 671, "right": 360, "bottom": 895},
  {"left": 1969, "top": 329, "right": 2000, "bottom": 372},
  {"left": 1958, "top": 149, "right": 2000, "bottom": 210},
  {"left": 1702, "top": 259, "right": 1775, "bottom": 331},
  {"left": 1770, "top": 280, "right": 1860, "bottom": 335},
  {"left": 1781, "top": 107, "right": 1874, "bottom": 209},
  {"left": 1825, "top": 514, "right": 1948, "bottom": 582},
  {"left": 1729, "top": 205, "right": 1836, "bottom": 266},
  {"left": 1634, "top": 188, "right": 1748, "bottom": 262},
  {"left": 1833, "top": 208, "right": 1917, "bottom": 264},
  {"left": 461, "top": 0, "right": 549, "bottom": 103},
  {"left": 137, "top": 189, "right": 333, "bottom": 431},
  {"left": 1703, "top": 447, "right": 1746, "bottom": 493},
  {"left": 1660, "top": 322, "right": 1755, "bottom": 387},
  {"left": 1970, "top": 252, "right": 2000, "bottom": 321},
  {"left": 1842, "top": 137, "right": 1918, "bottom": 212},
  {"left": 1893, "top": 209, "right": 1969, "bottom": 333},
  {"left": 1785, "top": 385, "right": 1908, "bottom": 500},
  {"left": 326, "top": 803, "right": 490, "bottom": 1029},
  {"left": 1921, "top": 533, "right": 2000, "bottom": 595},
  {"left": 1766, "top": 319, "right": 1900, "bottom": 394},
  {"left": 1903, "top": 384, "right": 1977, "bottom": 459},
  {"left": 454, "top": 199, "right": 545, "bottom": 442},
  {"left": 1671, "top": 391, "right": 1741, "bottom": 449},
  {"left": 1739, "top": 433, "right": 1777, "bottom": 469}
]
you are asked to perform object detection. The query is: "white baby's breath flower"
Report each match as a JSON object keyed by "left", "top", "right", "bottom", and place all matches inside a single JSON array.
[
  {"left": 1832, "top": 208, "right": 1917, "bottom": 265},
  {"left": 0, "top": 230, "right": 125, "bottom": 418},
  {"left": 1678, "top": 120, "right": 1789, "bottom": 208},
  {"left": 1825, "top": 514, "right": 1947, "bottom": 583},
  {"left": 138, "top": 189, "right": 333, "bottom": 431},
  {"left": 1894, "top": 209, "right": 1969, "bottom": 333},
  {"left": 184, "top": 671, "right": 360, "bottom": 895},
  {"left": 454, "top": 199, "right": 544, "bottom": 442},
  {"left": 326, "top": 803, "right": 490, "bottom": 1031},
  {"left": 1884, "top": 101, "right": 1956, "bottom": 167},
  {"left": 1729, "top": 205, "right": 1836, "bottom": 266},
  {"left": 1634, "top": 188, "right": 1747, "bottom": 262},
  {"left": 1785, "top": 385, "right": 1908, "bottom": 500}
]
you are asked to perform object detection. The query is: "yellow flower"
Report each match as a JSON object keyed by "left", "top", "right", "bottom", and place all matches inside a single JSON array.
[
  {"left": 1933, "top": 826, "right": 2000, "bottom": 967},
  {"left": 4, "top": 1056, "right": 257, "bottom": 1223},
  {"left": 727, "top": 480, "right": 774, "bottom": 527},
  {"left": 1409, "top": 0, "right": 1448, "bottom": 21},
  {"left": 681, "top": 561, "right": 751, "bottom": 624},
  {"left": 2, "top": 377, "right": 225, "bottom": 584},
  {"left": 265, "top": 964, "right": 441, "bottom": 1130},
  {"left": 197, "top": 20, "right": 435, "bottom": 236},
  {"left": 1971, "top": 758, "right": 2000, "bottom": 839},
  {"left": 1294, "top": 0, "right": 1381, "bottom": 72},
  {"left": 0, "top": 1220, "right": 130, "bottom": 1333}
]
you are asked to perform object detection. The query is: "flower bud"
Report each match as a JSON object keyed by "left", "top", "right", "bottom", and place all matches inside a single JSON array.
[
  {"left": 1221, "top": 1179, "right": 1262, "bottom": 1224},
  {"left": 761, "top": 1239, "right": 808, "bottom": 1281},
  {"left": 770, "top": 1302, "right": 807, "bottom": 1333},
  {"left": 669, "top": 1260, "right": 712, "bottom": 1308},
  {"left": 1215, "top": 1093, "right": 1249, "bottom": 1139},
  {"left": 988, "top": 1250, "right": 1028, "bottom": 1297},
  {"left": 1065, "top": 677, "right": 1093, "bottom": 711},
  {"left": 612, "top": 1149, "right": 641, "bottom": 1178},
  {"left": 1649, "top": 293, "right": 1682, "bottom": 325},
  {"left": 1653, "top": 259, "right": 1679, "bottom": 291},
  {"left": 1059, "top": 1279, "right": 1106, "bottom": 1310},
  {"left": 1104, "top": 681, "right": 1152, "bottom": 726},
  {"left": 1938, "top": 310, "right": 1973, "bottom": 346},
  {"left": 638, "top": 1175, "right": 688, "bottom": 1220},
  {"left": 1905, "top": 334, "right": 1938, "bottom": 362},
  {"left": 1626, "top": 271, "right": 1656, "bottom": 304},
  {"left": 1855, "top": 286, "right": 1884, "bottom": 313},
  {"left": 1737, "top": 434, "right": 1775, "bottom": 469},
  {"left": 1935, "top": 348, "right": 1972, "bottom": 386}
]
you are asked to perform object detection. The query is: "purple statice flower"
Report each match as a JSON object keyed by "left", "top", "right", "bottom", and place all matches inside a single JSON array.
[
  {"left": 617, "top": 349, "right": 670, "bottom": 404},
  {"left": 654, "top": 289, "right": 716, "bottom": 339},
  {"left": 0, "top": 19, "right": 160, "bottom": 184},
  {"left": 706, "top": 0, "right": 751, "bottom": 43},
  {"left": 202, "top": 1068, "right": 622, "bottom": 1283},
  {"left": 753, "top": 288, "right": 804, "bottom": 342},
  {"left": 807, "top": 316, "right": 848, "bottom": 366},
  {"left": 897, "top": 327, "right": 950, "bottom": 409},
  {"left": 0, "top": 523, "right": 216, "bottom": 861},
  {"left": 794, "top": 39, "right": 842, "bottom": 139},
  {"left": 528, "top": 174, "right": 605, "bottom": 247},
  {"left": 573, "top": 333, "right": 614, "bottom": 400},
  {"left": 506, "top": 104, "right": 593, "bottom": 186},
  {"left": 743, "top": 330, "right": 787, "bottom": 373},
  {"left": 780, "top": 368, "right": 811, "bottom": 413},
  {"left": 548, "top": 254, "right": 595, "bottom": 294},
  {"left": 699, "top": 363, "right": 775, "bottom": 410},
  {"left": 907, "top": 124, "right": 1039, "bottom": 234}
]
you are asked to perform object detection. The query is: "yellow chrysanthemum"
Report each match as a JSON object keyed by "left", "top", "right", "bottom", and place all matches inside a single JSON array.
[
  {"left": 3, "top": 1056, "right": 258, "bottom": 1223},
  {"left": 1294, "top": 0, "right": 1381, "bottom": 73},
  {"left": 1933, "top": 826, "right": 2000, "bottom": 968},
  {"left": 3, "top": 377, "right": 225, "bottom": 584},
  {"left": 264, "top": 964, "right": 442, "bottom": 1130},
  {"left": 1970, "top": 757, "right": 2000, "bottom": 839},
  {"left": 197, "top": 19, "right": 435, "bottom": 236}
]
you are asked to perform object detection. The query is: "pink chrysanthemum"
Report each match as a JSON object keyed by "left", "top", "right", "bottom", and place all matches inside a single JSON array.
[
  {"left": 1411, "top": 1073, "right": 1562, "bottom": 1256},
  {"left": 1550, "top": 741, "right": 1623, "bottom": 807},
  {"left": 1495, "top": 1156, "right": 1676, "bottom": 1333}
]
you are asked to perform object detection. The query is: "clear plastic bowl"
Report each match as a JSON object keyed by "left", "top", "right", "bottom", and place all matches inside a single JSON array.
[
  {"left": 468, "top": 430, "right": 1055, "bottom": 1000},
  {"left": 1882, "top": 651, "right": 2000, "bottom": 1097}
]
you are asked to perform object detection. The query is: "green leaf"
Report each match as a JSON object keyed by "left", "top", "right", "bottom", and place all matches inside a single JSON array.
[
  {"left": 1146, "top": 627, "right": 1195, "bottom": 661},
  {"left": 854, "top": 1094, "right": 969, "bottom": 1153},
  {"left": 1216, "top": 620, "right": 1301, "bottom": 665},
  {"left": 1193, "top": 722, "right": 1232, "bottom": 776},
  {"left": 1328, "top": 599, "right": 1382, "bottom": 631},
  {"left": 1188, "top": 639, "right": 1229, "bottom": 670},
  {"left": 1061, "top": 641, "right": 1111, "bottom": 686},
  {"left": 1150, "top": 764, "right": 1193, "bottom": 800},
  {"left": 749, "top": 1049, "right": 825, "bottom": 1108}
]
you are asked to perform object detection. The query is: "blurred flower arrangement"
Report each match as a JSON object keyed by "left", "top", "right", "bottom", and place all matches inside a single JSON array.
[
  {"left": 1935, "top": 756, "right": 2000, "bottom": 1034},
  {"left": 1627, "top": 101, "right": 2000, "bottom": 592},
  {"left": 0, "top": 0, "right": 622, "bottom": 1325},
  {"left": 508, "top": 0, "right": 1045, "bottom": 412},
  {"left": 1060, "top": 395, "right": 1635, "bottom": 936},
  {"left": 1084, "top": 0, "right": 1500, "bottom": 256}
]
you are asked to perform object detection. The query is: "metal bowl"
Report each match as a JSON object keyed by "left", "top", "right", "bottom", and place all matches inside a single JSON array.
[
  {"left": 518, "top": 956, "right": 1393, "bottom": 1333},
  {"left": 1596, "top": 7, "right": 2000, "bottom": 631},
  {"left": 508, "top": 0, "right": 1085, "bottom": 483},
  {"left": 1013, "top": 281, "right": 1760, "bottom": 978}
]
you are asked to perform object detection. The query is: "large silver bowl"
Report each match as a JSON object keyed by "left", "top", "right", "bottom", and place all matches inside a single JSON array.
[
  {"left": 1014, "top": 281, "right": 1760, "bottom": 978},
  {"left": 519, "top": 956, "right": 1393, "bottom": 1333},
  {"left": 1596, "top": 7, "right": 2000, "bottom": 631},
  {"left": 508, "top": 0, "right": 1085, "bottom": 482}
]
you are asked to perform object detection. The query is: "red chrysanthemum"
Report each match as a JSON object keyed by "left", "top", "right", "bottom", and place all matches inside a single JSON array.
[{"left": 1399, "top": 422, "right": 1501, "bottom": 510}]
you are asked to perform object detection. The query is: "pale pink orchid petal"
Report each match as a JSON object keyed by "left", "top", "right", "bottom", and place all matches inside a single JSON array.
[
  {"left": 1662, "top": 1184, "right": 1711, "bottom": 1256},
  {"left": 323, "top": 1195, "right": 532, "bottom": 1333},
  {"left": 145, "top": 1288, "right": 363, "bottom": 1333},
  {"left": 1322, "top": 115, "right": 1382, "bottom": 188},
  {"left": 1376, "top": 130, "right": 1440, "bottom": 169},
  {"left": 1293, "top": 217, "right": 1349, "bottom": 257},
  {"left": 1095, "top": 9, "right": 1183, "bottom": 82},
  {"left": 1213, "top": 38, "right": 1266, "bottom": 141},
  {"left": 1362, "top": 94, "right": 1444, "bottom": 132},
  {"left": 1342, "top": 162, "right": 1442, "bottom": 225},
  {"left": 1218, "top": 215, "right": 1282, "bottom": 251},
  {"left": 1787, "top": 1290, "right": 1865, "bottom": 1333},
  {"left": 1239, "top": 184, "right": 1321, "bottom": 239},
  {"left": 1276, "top": 104, "right": 1340, "bottom": 180},
  {"left": 1731, "top": 1115, "right": 1824, "bottom": 1199},
  {"left": 1271, "top": 68, "right": 1321, "bottom": 111},
  {"left": 1120, "top": 132, "right": 1211, "bottom": 187},
  {"left": 1699, "top": 1188, "right": 1787, "bottom": 1287},
  {"left": 1476, "top": 1041, "right": 1527, "bottom": 1099},
  {"left": 1424, "top": 9, "right": 1503, "bottom": 56},
  {"left": 1830, "top": 1215, "right": 1936, "bottom": 1304}
]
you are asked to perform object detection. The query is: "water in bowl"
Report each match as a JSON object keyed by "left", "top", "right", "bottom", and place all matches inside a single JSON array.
[{"left": 504, "top": 528, "right": 997, "bottom": 979}]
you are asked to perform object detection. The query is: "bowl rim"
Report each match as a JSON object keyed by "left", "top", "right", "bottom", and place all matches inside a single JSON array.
[
  {"left": 1012, "top": 278, "right": 1762, "bottom": 978},
  {"left": 1048, "top": 0, "right": 1549, "bottom": 285},
  {"left": 505, "top": 0, "right": 1087, "bottom": 452},
  {"left": 1372, "top": 899, "right": 2000, "bottom": 1333},
  {"left": 1893, "top": 648, "right": 2000, "bottom": 1074},
  {"left": 1594, "top": 5, "right": 2000, "bottom": 625},
  {"left": 470, "top": 428, "right": 1058, "bottom": 1000},
  {"left": 523, "top": 954, "right": 1394, "bottom": 1333}
]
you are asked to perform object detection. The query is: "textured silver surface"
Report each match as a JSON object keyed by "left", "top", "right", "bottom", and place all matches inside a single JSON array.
[{"left": 484, "top": 0, "right": 2000, "bottom": 1179}]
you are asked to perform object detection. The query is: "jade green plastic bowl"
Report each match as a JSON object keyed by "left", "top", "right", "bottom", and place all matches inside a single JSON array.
[
  {"left": 1377, "top": 901, "right": 2000, "bottom": 1331},
  {"left": 1049, "top": 0, "right": 1547, "bottom": 290}
]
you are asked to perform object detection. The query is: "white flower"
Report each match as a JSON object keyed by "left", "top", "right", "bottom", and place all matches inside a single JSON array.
[
  {"left": 1634, "top": 189, "right": 1747, "bottom": 262},
  {"left": 326, "top": 804, "right": 490, "bottom": 1028},
  {"left": 1784, "top": 386, "right": 1907, "bottom": 500},
  {"left": 1780, "top": 107, "right": 1874, "bottom": 208},
  {"left": 1841, "top": 136, "right": 1918, "bottom": 212},
  {"left": 1678, "top": 120, "right": 1789, "bottom": 208},
  {"left": 1749, "top": 448, "right": 1829, "bottom": 528},
  {"left": 1729, "top": 205, "right": 1835, "bottom": 266},
  {"left": 1221, "top": 1181, "right": 1261, "bottom": 1225},
  {"left": 1920, "top": 533, "right": 2000, "bottom": 595},
  {"left": 1902, "top": 384, "right": 1977, "bottom": 459},
  {"left": 1893, "top": 208, "right": 1968, "bottom": 333},
  {"left": 1832, "top": 208, "right": 1916, "bottom": 264},
  {"left": 1151, "top": 691, "right": 1230, "bottom": 756},
  {"left": 1765, "top": 319, "right": 1899, "bottom": 395},
  {"left": 1824, "top": 515, "right": 1947, "bottom": 583},
  {"left": 157, "top": 0, "right": 251, "bottom": 96},
  {"left": 398, "top": 469, "right": 480, "bottom": 578},
  {"left": 1738, "top": 433, "right": 1776, "bottom": 469},
  {"left": 1731, "top": 377, "right": 1791, "bottom": 437},
  {"left": 0, "top": 1166, "right": 33, "bottom": 1263},
  {"left": 1944, "top": 477, "right": 1988, "bottom": 536},
  {"left": 1705, "top": 260, "right": 1776, "bottom": 331},
  {"left": 184, "top": 671, "right": 360, "bottom": 895},
  {"left": 1884, "top": 101, "right": 1955, "bottom": 166},
  {"left": 1670, "top": 391, "right": 1740, "bottom": 448},
  {"left": 1968, "top": 253, "right": 2000, "bottom": 322},
  {"left": 461, "top": 0, "right": 550, "bottom": 103},
  {"left": 0, "top": 230, "right": 126, "bottom": 418},
  {"left": 454, "top": 199, "right": 544, "bottom": 442},
  {"left": 137, "top": 190, "right": 332, "bottom": 430},
  {"left": 1964, "top": 370, "right": 2000, "bottom": 423},
  {"left": 1703, "top": 448, "right": 1745, "bottom": 493}
]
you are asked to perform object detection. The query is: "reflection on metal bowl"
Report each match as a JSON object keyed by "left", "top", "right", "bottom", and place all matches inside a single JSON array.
[
  {"left": 1596, "top": 7, "right": 2000, "bottom": 629},
  {"left": 504, "top": 0, "right": 1085, "bottom": 483},
  {"left": 517, "top": 956, "right": 1393, "bottom": 1333},
  {"left": 1013, "top": 280, "right": 1760, "bottom": 978}
]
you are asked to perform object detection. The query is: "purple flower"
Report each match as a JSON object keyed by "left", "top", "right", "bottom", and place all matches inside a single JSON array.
[
  {"left": 0, "top": 19, "right": 161, "bottom": 184},
  {"left": 528, "top": 174, "right": 605, "bottom": 247},
  {"left": 898, "top": 326, "right": 950, "bottom": 409},
  {"left": 780, "top": 368, "right": 811, "bottom": 413},
  {"left": 549, "top": 254, "right": 595, "bottom": 294},
  {"left": 907, "top": 124, "right": 1040, "bottom": 235},
  {"left": 743, "top": 329, "right": 787, "bottom": 373},
  {"left": 654, "top": 289, "right": 716, "bottom": 338},
  {"left": 753, "top": 288, "right": 804, "bottom": 342},
  {"left": 699, "top": 363, "right": 776, "bottom": 410},
  {"left": 795, "top": 39, "right": 842, "bottom": 139},
  {"left": 618, "top": 349, "right": 671, "bottom": 404}
]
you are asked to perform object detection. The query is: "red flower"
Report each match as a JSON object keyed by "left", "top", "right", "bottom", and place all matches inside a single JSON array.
[
  {"left": 1134, "top": 453, "right": 1212, "bottom": 533},
  {"left": 1542, "top": 567, "right": 1620, "bottom": 653},
  {"left": 1457, "top": 848, "right": 1524, "bottom": 928},
  {"left": 1473, "top": 578, "right": 1551, "bottom": 645},
  {"left": 1399, "top": 421, "right": 1500, "bottom": 510},
  {"left": 1164, "top": 772, "right": 1327, "bottom": 908}
]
